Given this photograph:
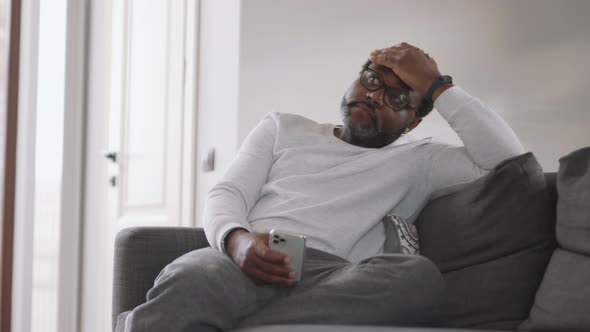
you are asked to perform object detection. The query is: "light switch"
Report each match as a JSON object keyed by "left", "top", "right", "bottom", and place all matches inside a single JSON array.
[{"left": 201, "top": 148, "right": 215, "bottom": 172}]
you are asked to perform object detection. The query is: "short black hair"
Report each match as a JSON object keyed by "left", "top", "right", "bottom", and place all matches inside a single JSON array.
[
  {"left": 359, "top": 59, "right": 433, "bottom": 118},
  {"left": 360, "top": 59, "right": 372, "bottom": 74}
]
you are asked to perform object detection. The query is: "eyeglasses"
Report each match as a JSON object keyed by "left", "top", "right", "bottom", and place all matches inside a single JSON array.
[{"left": 359, "top": 68, "right": 414, "bottom": 111}]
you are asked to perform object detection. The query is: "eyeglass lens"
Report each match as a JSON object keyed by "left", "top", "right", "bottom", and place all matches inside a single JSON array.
[{"left": 360, "top": 69, "right": 411, "bottom": 111}]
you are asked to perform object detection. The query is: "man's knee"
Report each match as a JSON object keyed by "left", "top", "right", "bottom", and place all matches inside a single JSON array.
[
  {"left": 365, "top": 254, "right": 444, "bottom": 299},
  {"left": 405, "top": 255, "right": 444, "bottom": 296},
  {"left": 153, "top": 247, "right": 240, "bottom": 291},
  {"left": 375, "top": 255, "right": 444, "bottom": 323}
]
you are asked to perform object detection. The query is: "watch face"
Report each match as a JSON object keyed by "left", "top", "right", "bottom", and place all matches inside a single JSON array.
[{"left": 441, "top": 75, "right": 453, "bottom": 84}]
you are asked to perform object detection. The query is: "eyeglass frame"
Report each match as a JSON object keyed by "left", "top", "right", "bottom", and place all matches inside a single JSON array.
[{"left": 359, "top": 68, "right": 415, "bottom": 112}]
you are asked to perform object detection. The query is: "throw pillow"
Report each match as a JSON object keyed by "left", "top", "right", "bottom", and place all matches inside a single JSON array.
[
  {"left": 519, "top": 249, "right": 590, "bottom": 331},
  {"left": 519, "top": 146, "right": 590, "bottom": 332},
  {"left": 382, "top": 215, "right": 420, "bottom": 255},
  {"left": 555, "top": 146, "right": 590, "bottom": 255},
  {"left": 415, "top": 152, "right": 556, "bottom": 329}
]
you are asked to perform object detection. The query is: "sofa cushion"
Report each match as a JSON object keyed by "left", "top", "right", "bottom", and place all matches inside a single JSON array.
[
  {"left": 415, "top": 152, "right": 555, "bottom": 329},
  {"left": 519, "top": 249, "right": 590, "bottom": 332},
  {"left": 234, "top": 324, "right": 513, "bottom": 332},
  {"left": 519, "top": 146, "right": 590, "bottom": 332},
  {"left": 555, "top": 146, "right": 590, "bottom": 255}
]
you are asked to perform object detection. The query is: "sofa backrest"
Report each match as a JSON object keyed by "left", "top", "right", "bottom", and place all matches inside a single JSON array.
[{"left": 415, "top": 151, "right": 558, "bottom": 330}]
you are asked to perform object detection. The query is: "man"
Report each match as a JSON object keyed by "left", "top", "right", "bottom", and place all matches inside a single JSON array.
[{"left": 117, "top": 42, "right": 524, "bottom": 332}]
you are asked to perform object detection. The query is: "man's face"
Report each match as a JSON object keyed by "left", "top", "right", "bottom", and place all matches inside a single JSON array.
[{"left": 340, "top": 62, "right": 421, "bottom": 143}]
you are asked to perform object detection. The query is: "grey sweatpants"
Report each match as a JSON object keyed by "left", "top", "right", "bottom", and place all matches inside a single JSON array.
[{"left": 116, "top": 247, "right": 444, "bottom": 332}]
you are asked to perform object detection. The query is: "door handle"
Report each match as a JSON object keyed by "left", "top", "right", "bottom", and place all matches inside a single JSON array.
[
  {"left": 109, "top": 176, "right": 116, "bottom": 187},
  {"left": 105, "top": 152, "right": 118, "bottom": 187},
  {"left": 105, "top": 152, "right": 117, "bottom": 163}
]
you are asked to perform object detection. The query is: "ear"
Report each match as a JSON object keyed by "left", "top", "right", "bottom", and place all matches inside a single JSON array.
[{"left": 404, "top": 117, "right": 423, "bottom": 134}]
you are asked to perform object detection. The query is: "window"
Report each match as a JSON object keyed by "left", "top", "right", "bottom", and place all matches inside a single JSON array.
[{"left": 30, "top": 0, "right": 67, "bottom": 330}]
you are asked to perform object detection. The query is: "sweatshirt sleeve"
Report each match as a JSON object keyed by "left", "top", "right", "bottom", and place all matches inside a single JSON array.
[
  {"left": 203, "top": 113, "right": 278, "bottom": 251},
  {"left": 426, "top": 86, "right": 526, "bottom": 194}
]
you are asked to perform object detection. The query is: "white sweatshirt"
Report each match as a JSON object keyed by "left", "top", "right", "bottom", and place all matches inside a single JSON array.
[{"left": 203, "top": 86, "right": 525, "bottom": 262}]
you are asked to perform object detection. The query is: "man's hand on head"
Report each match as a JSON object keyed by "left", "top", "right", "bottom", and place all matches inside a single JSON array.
[
  {"left": 369, "top": 42, "right": 451, "bottom": 102},
  {"left": 225, "top": 229, "right": 296, "bottom": 286}
]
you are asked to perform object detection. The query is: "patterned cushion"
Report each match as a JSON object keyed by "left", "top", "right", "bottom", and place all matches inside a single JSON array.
[{"left": 382, "top": 215, "right": 420, "bottom": 255}]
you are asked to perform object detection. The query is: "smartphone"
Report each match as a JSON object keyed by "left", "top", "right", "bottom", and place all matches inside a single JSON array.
[{"left": 268, "top": 229, "right": 306, "bottom": 282}]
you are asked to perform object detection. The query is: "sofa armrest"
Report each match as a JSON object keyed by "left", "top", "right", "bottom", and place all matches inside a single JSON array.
[{"left": 112, "top": 226, "right": 210, "bottom": 331}]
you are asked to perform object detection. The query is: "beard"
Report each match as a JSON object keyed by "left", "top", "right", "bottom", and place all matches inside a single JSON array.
[
  {"left": 340, "top": 96, "right": 380, "bottom": 139},
  {"left": 339, "top": 95, "right": 408, "bottom": 145}
]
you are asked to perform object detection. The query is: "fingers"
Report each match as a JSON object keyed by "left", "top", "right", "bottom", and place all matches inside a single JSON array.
[
  {"left": 253, "top": 238, "right": 291, "bottom": 265},
  {"left": 368, "top": 42, "right": 441, "bottom": 93},
  {"left": 369, "top": 48, "right": 401, "bottom": 65},
  {"left": 249, "top": 267, "right": 295, "bottom": 286},
  {"left": 235, "top": 233, "right": 295, "bottom": 286},
  {"left": 254, "top": 256, "right": 295, "bottom": 279},
  {"left": 238, "top": 254, "right": 295, "bottom": 286},
  {"left": 370, "top": 43, "right": 431, "bottom": 65},
  {"left": 244, "top": 249, "right": 295, "bottom": 286}
]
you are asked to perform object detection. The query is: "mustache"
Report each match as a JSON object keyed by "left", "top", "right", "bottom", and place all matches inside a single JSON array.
[
  {"left": 346, "top": 101, "right": 376, "bottom": 111},
  {"left": 346, "top": 100, "right": 375, "bottom": 110}
]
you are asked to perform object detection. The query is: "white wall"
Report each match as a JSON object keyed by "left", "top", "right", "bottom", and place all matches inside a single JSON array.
[
  {"left": 195, "top": 0, "right": 590, "bottom": 223},
  {"left": 238, "top": 0, "right": 590, "bottom": 171}
]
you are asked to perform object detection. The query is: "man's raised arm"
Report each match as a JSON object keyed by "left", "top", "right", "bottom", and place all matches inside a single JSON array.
[{"left": 370, "top": 43, "right": 525, "bottom": 192}]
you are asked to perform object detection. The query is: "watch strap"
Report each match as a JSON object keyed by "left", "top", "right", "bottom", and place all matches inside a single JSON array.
[{"left": 423, "top": 75, "right": 453, "bottom": 107}]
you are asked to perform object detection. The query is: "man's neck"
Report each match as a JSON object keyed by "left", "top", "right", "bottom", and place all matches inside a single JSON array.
[{"left": 334, "top": 127, "right": 400, "bottom": 149}]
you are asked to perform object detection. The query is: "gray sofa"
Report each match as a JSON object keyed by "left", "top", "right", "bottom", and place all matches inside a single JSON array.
[
  {"left": 113, "top": 150, "right": 590, "bottom": 332},
  {"left": 112, "top": 224, "right": 535, "bottom": 332}
]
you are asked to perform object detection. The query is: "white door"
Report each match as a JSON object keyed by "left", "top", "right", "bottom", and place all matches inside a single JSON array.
[
  {"left": 81, "top": 1, "right": 198, "bottom": 331},
  {"left": 107, "top": 0, "right": 186, "bottom": 230}
]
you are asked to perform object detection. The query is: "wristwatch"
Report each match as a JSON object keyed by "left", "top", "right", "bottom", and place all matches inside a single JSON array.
[{"left": 422, "top": 75, "right": 453, "bottom": 107}]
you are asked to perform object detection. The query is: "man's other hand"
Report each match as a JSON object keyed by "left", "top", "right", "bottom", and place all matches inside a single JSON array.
[
  {"left": 225, "top": 229, "right": 296, "bottom": 286},
  {"left": 369, "top": 42, "right": 443, "bottom": 98}
]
